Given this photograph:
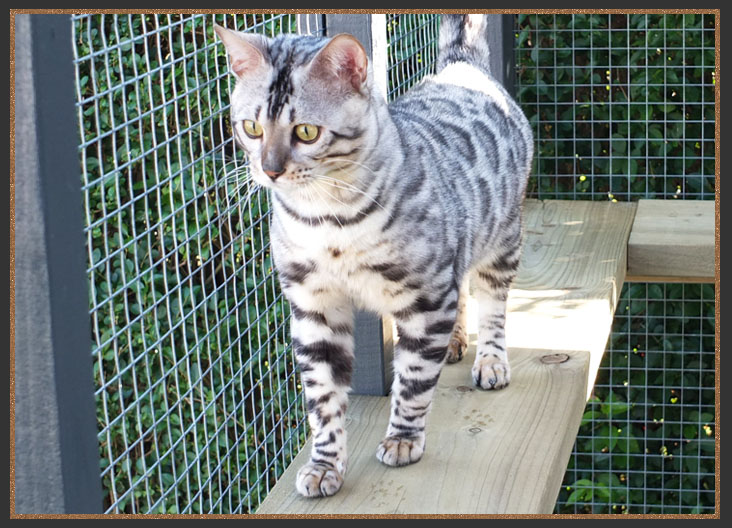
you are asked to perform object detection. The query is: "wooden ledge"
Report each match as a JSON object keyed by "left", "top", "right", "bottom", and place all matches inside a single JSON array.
[
  {"left": 257, "top": 199, "right": 637, "bottom": 514},
  {"left": 507, "top": 199, "right": 636, "bottom": 398},
  {"left": 627, "top": 199, "right": 715, "bottom": 283},
  {"left": 259, "top": 346, "right": 589, "bottom": 514}
]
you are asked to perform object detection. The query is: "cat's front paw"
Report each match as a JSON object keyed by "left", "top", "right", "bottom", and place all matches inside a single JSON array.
[
  {"left": 472, "top": 355, "right": 511, "bottom": 390},
  {"left": 376, "top": 436, "right": 424, "bottom": 467},
  {"left": 295, "top": 462, "right": 344, "bottom": 497}
]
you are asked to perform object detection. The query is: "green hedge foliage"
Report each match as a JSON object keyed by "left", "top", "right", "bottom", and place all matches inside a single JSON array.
[
  {"left": 75, "top": 14, "right": 308, "bottom": 513},
  {"left": 516, "top": 13, "right": 715, "bottom": 200}
]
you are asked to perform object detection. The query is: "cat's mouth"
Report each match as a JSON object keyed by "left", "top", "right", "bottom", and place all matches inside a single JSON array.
[
  {"left": 251, "top": 166, "right": 318, "bottom": 190},
  {"left": 252, "top": 163, "right": 359, "bottom": 199}
]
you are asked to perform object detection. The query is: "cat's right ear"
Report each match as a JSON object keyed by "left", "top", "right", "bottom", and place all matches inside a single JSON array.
[
  {"left": 214, "top": 24, "right": 268, "bottom": 79},
  {"left": 309, "top": 34, "right": 369, "bottom": 95}
]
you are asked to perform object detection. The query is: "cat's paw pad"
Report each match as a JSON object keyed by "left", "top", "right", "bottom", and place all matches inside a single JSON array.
[
  {"left": 472, "top": 355, "right": 511, "bottom": 390},
  {"left": 295, "top": 462, "right": 344, "bottom": 497},
  {"left": 376, "top": 436, "right": 424, "bottom": 467},
  {"left": 446, "top": 331, "right": 468, "bottom": 364}
]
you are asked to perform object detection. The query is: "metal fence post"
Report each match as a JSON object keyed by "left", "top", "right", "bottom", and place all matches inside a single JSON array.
[
  {"left": 325, "top": 14, "right": 394, "bottom": 396},
  {"left": 14, "top": 14, "right": 102, "bottom": 513}
]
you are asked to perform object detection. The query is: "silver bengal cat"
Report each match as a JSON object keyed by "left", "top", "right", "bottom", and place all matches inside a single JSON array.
[{"left": 215, "top": 14, "right": 533, "bottom": 497}]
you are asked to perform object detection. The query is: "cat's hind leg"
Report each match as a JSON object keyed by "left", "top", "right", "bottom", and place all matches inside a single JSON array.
[
  {"left": 471, "top": 245, "right": 520, "bottom": 390},
  {"left": 446, "top": 276, "right": 470, "bottom": 363}
]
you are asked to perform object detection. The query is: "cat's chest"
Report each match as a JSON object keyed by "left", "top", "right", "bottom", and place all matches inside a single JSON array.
[
  {"left": 303, "top": 227, "right": 393, "bottom": 276},
  {"left": 275, "top": 211, "right": 401, "bottom": 284},
  {"left": 316, "top": 237, "right": 410, "bottom": 312},
  {"left": 274, "top": 204, "right": 394, "bottom": 270}
]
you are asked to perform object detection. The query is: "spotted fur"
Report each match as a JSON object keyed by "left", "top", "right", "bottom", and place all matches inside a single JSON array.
[{"left": 215, "top": 14, "right": 533, "bottom": 498}]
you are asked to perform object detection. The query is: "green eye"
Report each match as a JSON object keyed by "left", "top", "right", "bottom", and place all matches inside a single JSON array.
[
  {"left": 294, "top": 124, "right": 320, "bottom": 143},
  {"left": 243, "top": 119, "right": 263, "bottom": 138}
]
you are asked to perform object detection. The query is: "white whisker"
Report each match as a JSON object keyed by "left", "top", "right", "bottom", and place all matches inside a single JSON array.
[
  {"left": 311, "top": 173, "right": 389, "bottom": 213},
  {"left": 217, "top": 167, "right": 251, "bottom": 187},
  {"left": 311, "top": 183, "right": 344, "bottom": 229},
  {"left": 304, "top": 185, "right": 325, "bottom": 229},
  {"left": 225, "top": 179, "right": 260, "bottom": 212},
  {"left": 321, "top": 157, "right": 380, "bottom": 179}
]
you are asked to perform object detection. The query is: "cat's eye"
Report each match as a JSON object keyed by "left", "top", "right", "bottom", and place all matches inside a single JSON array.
[
  {"left": 294, "top": 124, "right": 320, "bottom": 143},
  {"left": 242, "top": 119, "right": 263, "bottom": 139}
]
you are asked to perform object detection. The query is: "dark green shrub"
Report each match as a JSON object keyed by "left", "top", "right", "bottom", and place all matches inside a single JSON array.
[{"left": 516, "top": 13, "right": 715, "bottom": 201}]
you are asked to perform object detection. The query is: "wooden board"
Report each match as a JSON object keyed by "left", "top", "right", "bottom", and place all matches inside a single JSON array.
[
  {"left": 627, "top": 199, "right": 715, "bottom": 282},
  {"left": 258, "top": 346, "right": 589, "bottom": 514},
  {"left": 508, "top": 199, "right": 636, "bottom": 397},
  {"left": 257, "top": 199, "right": 637, "bottom": 514}
]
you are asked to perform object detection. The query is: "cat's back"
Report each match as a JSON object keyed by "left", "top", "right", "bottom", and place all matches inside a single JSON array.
[
  {"left": 388, "top": 13, "right": 533, "bottom": 188},
  {"left": 387, "top": 64, "right": 533, "bottom": 198},
  {"left": 390, "top": 61, "right": 515, "bottom": 121}
]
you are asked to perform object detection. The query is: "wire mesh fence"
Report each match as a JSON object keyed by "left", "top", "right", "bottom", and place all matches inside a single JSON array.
[
  {"left": 515, "top": 13, "right": 715, "bottom": 201},
  {"left": 72, "top": 13, "right": 324, "bottom": 514},
  {"left": 386, "top": 14, "right": 441, "bottom": 101},
  {"left": 514, "top": 13, "right": 716, "bottom": 513},
  {"left": 555, "top": 283, "right": 715, "bottom": 513}
]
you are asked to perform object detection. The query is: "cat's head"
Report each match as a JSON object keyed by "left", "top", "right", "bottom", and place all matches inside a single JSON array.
[{"left": 215, "top": 25, "right": 377, "bottom": 194}]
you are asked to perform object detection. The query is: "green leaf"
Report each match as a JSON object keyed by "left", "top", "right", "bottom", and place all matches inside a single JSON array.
[
  {"left": 581, "top": 410, "right": 603, "bottom": 426},
  {"left": 601, "top": 391, "right": 631, "bottom": 416}
]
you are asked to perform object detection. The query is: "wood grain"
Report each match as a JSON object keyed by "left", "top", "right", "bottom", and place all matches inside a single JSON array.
[
  {"left": 257, "top": 199, "right": 637, "bottom": 514},
  {"left": 508, "top": 199, "right": 636, "bottom": 395},
  {"left": 627, "top": 199, "right": 714, "bottom": 282}
]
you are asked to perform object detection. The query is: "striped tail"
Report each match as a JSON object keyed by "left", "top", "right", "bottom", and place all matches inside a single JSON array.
[{"left": 437, "top": 14, "right": 492, "bottom": 75}]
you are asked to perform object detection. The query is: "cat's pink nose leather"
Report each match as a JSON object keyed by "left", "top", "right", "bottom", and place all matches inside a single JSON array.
[{"left": 264, "top": 169, "right": 285, "bottom": 180}]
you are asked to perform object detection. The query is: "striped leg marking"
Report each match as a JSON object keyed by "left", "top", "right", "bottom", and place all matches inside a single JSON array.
[
  {"left": 378, "top": 289, "right": 458, "bottom": 466},
  {"left": 471, "top": 256, "right": 517, "bottom": 390},
  {"left": 446, "top": 277, "right": 470, "bottom": 364},
  {"left": 289, "top": 295, "right": 354, "bottom": 497}
]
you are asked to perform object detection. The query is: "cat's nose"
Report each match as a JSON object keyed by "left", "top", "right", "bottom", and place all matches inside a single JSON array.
[
  {"left": 261, "top": 139, "right": 289, "bottom": 181},
  {"left": 264, "top": 168, "right": 285, "bottom": 181}
]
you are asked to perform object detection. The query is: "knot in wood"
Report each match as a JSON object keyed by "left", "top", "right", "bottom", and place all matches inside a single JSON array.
[{"left": 540, "top": 353, "right": 570, "bottom": 364}]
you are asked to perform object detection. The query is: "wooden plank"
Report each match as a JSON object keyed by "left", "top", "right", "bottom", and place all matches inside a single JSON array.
[
  {"left": 627, "top": 199, "right": 714, "bottom": 282},
  {"left": 507, "top": 199, "right": 636, "bottom": 397},
  {"left": 257, "top": 199, "right": 637, "bottom": 514},
  {"left": 258, "top": 346, "right": 589, "bottom": 514}
]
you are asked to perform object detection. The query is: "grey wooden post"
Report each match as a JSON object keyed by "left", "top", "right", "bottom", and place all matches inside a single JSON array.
[
  {"left": 14, "top": 14, "right": 103, "bottom": 513},
  {"left": 325, "top": 14, "right": 394, "bottom": 396},
  {"left": 486, "top": 14, "right": 516, "bottom": 95}
]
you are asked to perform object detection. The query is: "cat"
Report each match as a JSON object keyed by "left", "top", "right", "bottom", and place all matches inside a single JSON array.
[{"left": 215, "top": 14, "right": 533, "bottom": 498}]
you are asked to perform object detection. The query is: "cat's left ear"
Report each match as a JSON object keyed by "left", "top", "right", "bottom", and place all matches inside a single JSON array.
[{"left": 309, "top": 34, "right": 369, "bottom": 95}]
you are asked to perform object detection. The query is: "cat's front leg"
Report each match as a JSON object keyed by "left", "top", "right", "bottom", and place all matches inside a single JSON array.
[
  {"left": 287, "top": 285, "right": 354, "bottom": 497},
  {"left": 377, "top": 287, "right": 458, "bottom": 467}
]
